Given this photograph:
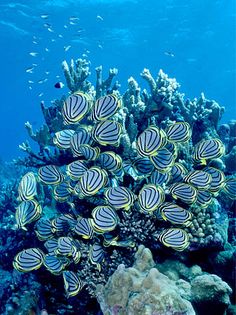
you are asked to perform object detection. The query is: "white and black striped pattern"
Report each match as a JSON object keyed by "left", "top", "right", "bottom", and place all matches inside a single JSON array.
[
  {"left": 57, "top": 237, "right": 73, "bottom": 256},
  {"left": 150, "top": 147, "right": 175, "bottom": 172},
  {"left": 73, "top": 218, "right": 94, "bottom": 239},
  {"left": 38, "top": 165, "right": 64, "bottom": 185},
  {"left": 13, "top": 248, "right": 45, "bottom": 272},
  {"left": 18, "top": 172, "right": 37, "bottom": 201},
  {"left": 138, "top": 184, "right": 165, "bottom": 213},
  {"left": 53, "top": 129, "right": 75, "bottom": 149},
  {"left": 137, "top": 126, "right": 166, "bottom": 157},
  {"left": 91, "top": 94, "right": 121, "bottom": 121},
  {"left": 92, "top": 120, "right": 122, "bottom": 146},
  {"left": 204, "top": 167, "right": 225, "bottom": 193},
  {"left": 16, "top": 200, "right": 42, "bottom": 230},
  {"left": 149, "top": 170, "right": 170, "bottom": 186},
  {"left": 184, "top": 170, "right": 212, "bottom": 190},
  {"left": 89, "top": 244, "right": 104, "bottom": 271},
  {"left": 53, "top": 182, "right": 70, "bottom": 202},
  {"left": 63, "top": 271, "right": 82, "bottom": 298},
  {"left": 158, "top": 228, "right": 190, "bottom": 251},
  {"left": 67, "top": 160, "right": 88, "bottom": 180},
  {"left": 193, "top": 138, "right": 225, "bottom": 162},
  {"left": 196, "top": 190, "right": 212, "bottom": 208},
  {"left": 159, "top": 202, "right": 192, "bottom": 226},
  {"left": 91, "top": 205, "right": 118, "bottom": 232},
  {"left": 43, "top": 254, "right": 64, "bottom": 275},
  {"left": 62, "top": 92, "right": 91, "bottom": 125},
  {"left": 223, "top": 177, "right": 236, "bottom": 200},
  {"left": 166, "top": 122, "right": 191, "bottom": 143},
  {"left": 133, "top": 157, "right": 154, "bottom": 175},
  {"left": 171, "top": 163, "right": 188, "bottom": 183},
  {"left": 70, "top": 128, "right": 92, "bottom": 157},
  {"left": 36, "top": 218, "right": 53, "bottom": 241},
  {"left": 104, "top": 186, "right": 135, "bottom": 210},
  {"left": 44, "top": 238, "right": 58, "bottom": 255},
  {"left": 79, "top": 167, "right": 107, "bottom": 197},
  {"left": 80, "top": 144, "right": 100, "bottom": 161},
  {"left": 169, "top": 183, "right": 197, "bottom": 204},
  {"left": 98, "top": 151, "right": 122, "bottom": 172},
  {"left": 51, "top": 214, "right": 71, "bottom": 233}
]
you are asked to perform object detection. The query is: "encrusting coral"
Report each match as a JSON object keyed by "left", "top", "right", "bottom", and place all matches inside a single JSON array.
[{"left": 10, "top": 57, "right": 236, "bottom": 311}]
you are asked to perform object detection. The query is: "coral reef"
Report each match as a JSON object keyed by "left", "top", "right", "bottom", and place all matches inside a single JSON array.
[{"left": 1, "top": 57, "right": 234, "bottom": 314}]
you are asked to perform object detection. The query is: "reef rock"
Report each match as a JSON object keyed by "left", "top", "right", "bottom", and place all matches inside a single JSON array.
[{"left": 96, "top": 245, "right": 195, "bottom": 315}]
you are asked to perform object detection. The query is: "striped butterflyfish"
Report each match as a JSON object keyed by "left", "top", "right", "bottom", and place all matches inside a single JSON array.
[
  {"left": 184, "top": 170, "right": 212, "bottom": 190},
  {"left": 43, "top": 254, "right": 65, "bottom": 275},
  {"left": 18, "top": 172, "right": 37, "bottom": 201},
  {"left": 56, "top": 237, "right": 74, "bottom": 256},
  {"left": 91, "top": 205, "right": 119, "bottom": 233},
  {"left": 53, "top": 129, "right": 75, "bottom": 149},
  {"left": 79, "top": 144, "right": 100, "bottom": 161},
  {"left": 92, "top": 120, "right": 122, "bottom": 146},
  {"left": 196, "top": 190, "right": 212, "bottom": 208},
  {"left": 53, "top": 182, "right": 70, "bottom": 202},
  {"left": 16, "top": 200, "right": 42, "bottom": 230},
  {"left": 203, "top": 167, "right": 225, "bottom": 194},
  {"left": 73, "top": 218, "right": 94, "bottom": 239},
  {"left": 51, "top": 214, "right": 73, "bottom": 233},
  {"left": 150, "top": 147, "right": 175, "bottom": 172},
  {"left": 171, "top": 163, "right": 188, "bottom": 183},
  {"left": 89, "top": 243, "right": 105, "bottom": 271},
  {"left": 78, "top": 167, "right": 108, "bottom": 197},
  {"left": 223, "top": 177, "right": 236, "bottom": 200},
  {"left": 98, "top": 151, "right": 123, "bottom": 173},
  {"left": 62, "top": 92, "right": 92, "bottom": 125},
  {"left": 193, "top": 138, "right": 225, "bottom": 164},
  {"left": 91, "top": 94, "right": 121, "bottom": 121},
  {"left": 165, "top": 142, "right": 177, "bottom": 156},
  {"left": 70, "top": 128, "right": 92, "bottom": 157},
  {"left": 166, "top": 122, "right": 191, "bottom": 143},
  {"left": 169, "top": 183, "right": 197, "bottom": 204},
  {"left": 138, "top": 184, "right": 165, "bottom": 213},
  {"left": 35, "top": 218, "right": 54, "bottom": 241},
  {"left": 67, "top": 160, "right": 88, "bottom": 180},
  {"left": 132, "top": 157, "right": 154, "bottom": 175},
  {"left": 63, "top": 271, "right": 83, "bottom": 298},
  {"left": 44, "top": 238, "right": 58, "bottom": 255},
  {"left": 136, "top": 126, "right": 167, "bottom": 157},
  {"left": 13, "top": 248, "right": 45, "bottom": 272},
  {"left": 158, "top": 228, "right": 190, "bottom": 251},
  {"left": 149, "top": 170, "right": 171, "bottom": 186},
  {"left": 38, "top": 165, "right": 64, "bottom": 185},
  {"left": 71, "top": 245, "right": 81, "bottom": 264},
  {"left": 104, "top": 186, "right": 135, "bottom": 210},
  {"left": 159, "top": 202, "right": 192, "bottom": 226}
]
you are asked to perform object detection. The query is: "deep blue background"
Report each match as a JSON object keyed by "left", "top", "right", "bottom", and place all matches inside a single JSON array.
[{"left": 0, "top": 0, "right": 235, "bottom": 160}]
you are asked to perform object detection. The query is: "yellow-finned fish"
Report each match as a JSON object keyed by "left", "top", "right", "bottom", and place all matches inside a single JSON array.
[
  {"left": 63, "top": 271, "right": 83, "bottom": 297},
  {"left": 13, "top": 248, "right": 45, "bottom": 272},
  {"left": 136, "top": 126, "right": 166, "bottom": 157},
  {"left": 62, "top": 92, "right": 92, "bottom": 125},
  {"left": 78, "top": 167, "right": 108, "bottom": 197},
  {"left": 171, "top": 162, "right": 188, "bottom": 183},
  {"left": 89, "top": 243, "right": 105, "bottom": 271},
  {"left": 223, "top": 177, "right": 236, "bottom": 200},
  {"left": 169, "top": 183, "right": 197, "bottom": 204},
  {"left": 53, "top": 182, "right": 70, "bottom": 202},
  {"left": 38, "top": 165, "right": 64, "bottom": 185},
  {"left": 16, "top": 200, "right": 42, "bottom": 230},
  {"left": 91, "top": 94, "right": 121, "bottom": 121},
  {"left": 92, "top": 120, "right": 122, "bottom": 146},
  {"left": 70, "top": 128, "right": 92, "bottom": 157},
  {"left": 149, "top": 169, "right": 170, "bottom": 186},
  {"left": 150, "top": 147, "right": 175, "bottom": 172},
  {"left": 91, "top": 205, "right": 119, "bottom": 233},
  {"left": 203, "top": 167, "right": 225, "bottom": 194},
  {"left": 43, "top": 254, "right": 65, "bottom": 275},
  {"left": 166, "top": 122, "right": 191, "bottom": 143},
  {"left": 67, "top": 160, "right": 88, "bottom": 180},
  {"left": 18, "top": 172, "right": 37, "bottom": 201},
  {"left": 184, "top": 170, "right": 212, "bottom": 190},
  {"left": 53, "top": 129, "right": 75, "bottom": 149},
  {"left": 158, "top": 228, "right": 190, "bottom": 251},
  {"left": 79, "top": 144, "right": 100, "bottom": 161},
  {"left": 193, "top": 138, "right": 225, "bottom": 164},
  {"left": 104, "top": 186, "right": 135, "bottom": 210},
  {"left": 132, "top": 157, "right": 154, "bottom": 175},
  {"left": 98, "top": 151, "right": 123, "bottom": 173},
  {"left": 159, "top": 202, "right": 192, "bottom": 226},
  {"left": 196, "top": 190, "right": 212, "bottom": 208},
  {"left": 138, "top": 184, "right": 165, "bottom": 213},
  {"left": 73, "top": 218, "right": 94, "bottom": 239}
]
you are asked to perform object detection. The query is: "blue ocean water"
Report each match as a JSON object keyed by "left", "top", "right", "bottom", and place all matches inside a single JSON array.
[{"left": 0, "top": 0, "right": 235, "bottom": 160}]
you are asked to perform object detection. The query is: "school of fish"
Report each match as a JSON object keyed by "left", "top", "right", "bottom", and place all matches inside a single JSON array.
[{"left": 13, "top": 91, "right": 236, "bottom": 298}]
